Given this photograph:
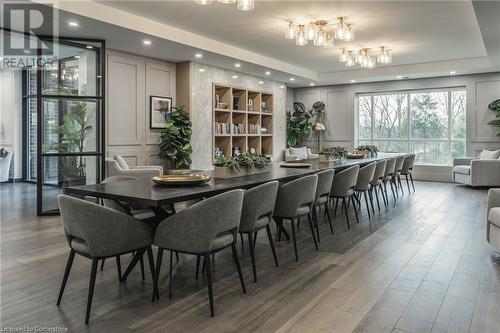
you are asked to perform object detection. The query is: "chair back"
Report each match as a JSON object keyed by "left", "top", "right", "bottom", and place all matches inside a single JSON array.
[
  {"left": 370, "top": 160, "right": 387, "bottom": 186},
  {"left": 315, "top": 169, "right": 335, "bottom": 204},
  {"left": 101, "top": 175, "right": 137, "bottom": 213},
  {"left": 105, "top": 158, "right": 122, "bottom": 177},
  {"left": 401, "top": 154, "right": 416, "bottom": 173},
  {"left": 153, "top": 189, "right": 244, "bottom": 253},
  {"left": 240, "top": 181, "right": 279, "bottom": 233},
  {"left": 384, "top": 157, "right": 397, "bottom": 178},
  {"left": 58, "top": 194, "right": 152, "bottom": 257},
  {"left": 355, "top": 162, "right": 376, "bottom": 191},
  {"left": 394, "top": 156, "right": 405, "bottom": 176},
  {"left": 274, "top": 174, "right": 318, "bottom": 218},
  {"left": 330, "top": 165, "right": 360, "bottom": 197}
]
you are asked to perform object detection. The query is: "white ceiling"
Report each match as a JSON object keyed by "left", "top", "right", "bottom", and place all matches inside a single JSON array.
[{"left": 27, "top": 0, "right": 500, "bottom": 87}]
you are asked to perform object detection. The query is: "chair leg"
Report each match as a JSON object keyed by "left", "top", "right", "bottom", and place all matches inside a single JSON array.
[
  {"left": 116, "top": 256, "right": 122, "bottom": 283},
  {"left": 390, "top": 180, "right": 397, "bottom": 204},
  {"left": 57, "top": 249, "right": 75, "bottom": 305},
  {"left": 368, "top": 188, "right": 375, "bottom": 214},
  {"left": 85, "top": 259, "right": 99, "bottom": 325},
  {"left": 350, "top": 196, "right": 360, "bottom": 224},
  {"left": 122, "top": 249, "right": 145, "bottom": 282},
  {"left": 342, "top": 198, "right": 350, "bottom": 229},
  {"left": 204, "top": 254, "right": 215, "bottom": 317},
  {"left": 290, "top": 218, "right": 299, "bottom": 261},
  {"left": 398, "top": 176, "right": 404, "bottom": 195},
  {"left": 195, "top": 255, "right": 200, "bottom": 280},
  {"left": 266, "top": 224, "right": 279, "bottom": 267},
  {"left": 334, "top": 198, "right": 339, "bottom": 216},
  {"left": 254, "top": 231, "right": 258, "bottom": 248},
  {"left": 146, "top": 246, "right": 156, "bottom": 284},
  {"left": 324, "top": 203, "right": 334, "bottom": 234},
  {"left": 363, "top": 191, "right": 371, "bottom": 219},
  {"left": 169, "top": 251, "right": 173, "bottom": 298},
  {"left": 248, "top": 233, "right": 258, "bottom": 283},
  {"left": 152, "top": 248, "right": 163, "bottom": 302},
  {"left": 410, "top": 173, "right": 415, "bottom": 192},
  {"left": 374, "top": 186, "right": 381, "bottom": 211},
  {"left": 405, "top": 174, "right": 411, "bottom": 193},
  {"left": 307, "top": 213, "right": 319, "bottom": 251},
  {"left": 312, "top": 209, "right": 320, "bottom": 243},
  {"left": 140, "top": 255, "right": 145, "bottom": 281},
  {"left": 231, "top": 242, "right": 246, "bottom": 294},
  {"left": 240, "top": 233, "right": 245, "bottom": 251},
  {"left": 100, "top": 258, "right": 105, "bottom": 271}
]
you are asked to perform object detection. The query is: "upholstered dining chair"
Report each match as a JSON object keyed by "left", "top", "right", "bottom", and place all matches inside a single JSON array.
[
  {"left": 152, "top": 189, "right": 246, "bottom": 317},
  {"left": 487, "top": 189, "right": 500, "bottom": 263},
  {"left": 56, "top": 195, "right": 155, "bottom": 324},
  {"left": 382, "top": 157, "right": 397, "bottom": 205},
  {"left": 370, "top": 160, "right": 388, "bottom": 211},
  {"left": 314, "top": 169, "right": 335, "bottom": 240},
  {"left": 273, "top": 174, "right": 318, "bottom": 261},
  {"left": 355, "top": 162, "right": 376, "bottom": 219},
  {"left": 401, "top": 154, "right": 416, "bottom": 193},
  {"left": 329, "top": 165, "right": 360, "bottom": 229},
  {"left": 393, "top": 155, "right": 406, "bottom": 196},
  {"left": 238, "top": 181, "right": 279, "bottom": 282}
]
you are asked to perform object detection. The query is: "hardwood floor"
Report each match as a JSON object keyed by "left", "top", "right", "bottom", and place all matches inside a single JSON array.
[{"left": 1, "top": 181, "right": 499, "bottom": 332}]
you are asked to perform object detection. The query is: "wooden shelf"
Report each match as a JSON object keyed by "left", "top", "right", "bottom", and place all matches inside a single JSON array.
[{"left": 212, "top": 83, "right": 273, "bottom": 159}]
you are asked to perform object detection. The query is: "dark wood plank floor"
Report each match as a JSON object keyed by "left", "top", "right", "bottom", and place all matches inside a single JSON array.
[{"left": 1, "top": 181, "right": 499, "bottom": 332}]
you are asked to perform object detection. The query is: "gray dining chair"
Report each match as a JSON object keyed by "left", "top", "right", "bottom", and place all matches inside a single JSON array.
[
  {"left": 370, "top": 160, "right": 388, "bottom": 211},
  {"left": 355, "top": 162, "right": 376, "bottom": 219},
  {"left": 56, "top": 195, "right": 155, "bottom": 325},
  {"left": 401, "top": 154, "right": 416, "bottom": 193},
  {"left": 393, "top": 155, "right": 406, "bottom": 196},
  {"left": 314, "top": 169, "right": 335, "bottom": 240},
  {"left": 330, "top": 165, "right": 360, "bottom": 229},
  {"left": 152, "top": 189, "right": 246, "bottom": 317},
  {"left": 238, "top": 181, "right": 279, "bottom": 282},
  {"left": 382, "top": 157, "right": 397, "bottom": 204},
  {"left": 274, "top": 174, "right": 318, "bottom": 261}
]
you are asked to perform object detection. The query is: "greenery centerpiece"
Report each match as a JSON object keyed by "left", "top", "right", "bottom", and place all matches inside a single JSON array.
[
  {"left": 487, "top": 99, "right": 500, "bottom": 137},
  {"left": 319, "top": 146, "right": 348, "bottom": 162},
  {"left": 159, "top": 105, "right": 193, "bottom": 169},
  {"left": 355, "top": 144, "right": 379, "bottom": 157},
  {"left": 213, "top": 152, "right": 271, "bottom": 178},
  {"left": 287, "top": 101, "right": 325, "bottom": 147}
]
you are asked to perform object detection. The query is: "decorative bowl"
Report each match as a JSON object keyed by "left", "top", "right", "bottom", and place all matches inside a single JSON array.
[{"left": 152, "top": 174, "right": 212, "bottom": 186}]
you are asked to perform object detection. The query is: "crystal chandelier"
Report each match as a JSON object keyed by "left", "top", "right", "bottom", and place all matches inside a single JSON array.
[
  {"left": 377, "top": 46, "right": 392, "bottom": 64},
  {"left": 339, "top": 46, "right": 392, "bottom": 68},
  {"left": 195, "top": 0, "right": 254, "bottom": 11},
  {"left": 285, "top": 18, "right": 354, "bottom": 48}
]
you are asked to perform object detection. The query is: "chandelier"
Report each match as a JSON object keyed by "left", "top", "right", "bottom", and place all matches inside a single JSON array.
[
  {"left": 285, "top": 17, "right": 354, "bottom": 47},
  {"left": 339, "top": 46, "right": 392, "bottom": 68},
  {"left": 195, "top": 0, "right": 255, "bottom": 11}
]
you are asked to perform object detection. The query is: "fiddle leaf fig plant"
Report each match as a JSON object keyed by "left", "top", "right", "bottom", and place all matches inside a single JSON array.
[
  {"left": 159, "top": 105, "right": 193, "bottom": 169},
  {"left": 487, "top": 99, "right": 500, "bottom": 137},
  {"left": 286, "top": 101, "right": 325, "bottom": 147}
]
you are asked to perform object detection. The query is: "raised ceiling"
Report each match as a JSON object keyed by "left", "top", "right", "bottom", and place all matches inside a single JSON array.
[{"left": 32, "top": 0, "right": 500, "bottom": 87}]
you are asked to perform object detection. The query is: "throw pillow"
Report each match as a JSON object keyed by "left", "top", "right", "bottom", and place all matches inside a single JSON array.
[
  {"left": 290, "top": 147, "right": 309, "bottom": 160},
  {"left": 114, "top": 155, "right": 130, "bottom": 169},
  {"left": 478, "top": 149, "right": 500, "bottom": 160}
]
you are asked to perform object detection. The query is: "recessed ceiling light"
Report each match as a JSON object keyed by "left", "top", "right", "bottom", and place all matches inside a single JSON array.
[
  {"left": 396, "top": 75, "right": 403, "bottom": 79},
  {"left": 350, "top": 79, "right": 356, "bottom": 83},
  {"left": 258, "top": 81, "right": 264, "bottom": 84},
  {"left": 280, "top": 85, "right": 286, "bottom": 89},
  {"left": 199, "top": 68, "right": 206, "bottom": 72},
  {"left": 309, "top": 83, "right": 315, "bottom": 86},
  {"left": 290, "top": 77, "right": 295, "bottom": 81},
  {"left": 265, "top": 71, "right": 271, "bottom": 75},
  {"left": 143, "top": 40, "right": 152, "bottom": 46},
  {"left": 195, "top": 53, "right": 203, "bottom": 58},
  {"left": 68, "top": 21, "right": 79, "bottom": 27},
  {"left": 86, "top": 45, "right": 93, "bottom": 49},
  {"left": 450, "top": 71, "right": 456, "bottom": 75},
  {"left": 74, "top": 55, "right": 80, "bottom": 59},
  {"left": 234, "top": 63, "right": 241, "bottom": 68},
  {"left": 232, "top": 75, "right": 238, "bottom": 79}
]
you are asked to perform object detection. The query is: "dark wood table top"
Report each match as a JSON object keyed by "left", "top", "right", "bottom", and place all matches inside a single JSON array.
[{"left": 64, "top": 154, "right": 403, "bottom": 207}]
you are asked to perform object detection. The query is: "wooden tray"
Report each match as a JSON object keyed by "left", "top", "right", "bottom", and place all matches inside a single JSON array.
[
  {"left": 152, "top": 174, "right": 212, "bottom": 186},
  {"left": 280, "top": 162, "right": 311, "bottom": 168}
]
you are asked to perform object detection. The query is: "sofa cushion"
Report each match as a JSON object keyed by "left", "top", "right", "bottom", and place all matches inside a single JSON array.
[
  {"left": 478, "top": 149, "right": 500, "bottom": 160},
  {"left": 489, "top": 207, "right": 500, "bottom": 228},
  {"left": 114, "top": 155, "right": 129, "bottom": 170},
  {"left": 290, "top": 147, "right": 309, "bottom": 160},
  {"left": 453, "top": 165, "right": 471, "bottom": 175}
]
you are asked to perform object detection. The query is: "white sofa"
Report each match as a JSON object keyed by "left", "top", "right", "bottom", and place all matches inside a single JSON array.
[
  {"left": 284, "top": 147, "right": 319, "bottom": 162},
  {"left": 0, "top": 150, "right": 13, "bottom": 182},
  {"left": 487, "top": 189, "right": 500, "bottom": 262},
  {"left": 105, "top": 156, "right": 163, "bottom": 182},
  {"left": 453, "top": 149, "right": 500, "bottom": 187}
]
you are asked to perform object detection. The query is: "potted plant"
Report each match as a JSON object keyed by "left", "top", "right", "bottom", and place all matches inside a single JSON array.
[
  {"left": 286, "top": 101, "right": 325, "bottom": 148},
  {"left": 159, "top": 105, "right": 193, "bottom": 170},
  {"left": 487, "top": 99, "right": 500, "bottom": 137},
  {"left": 213, "top": 152, "right": 271, "bottom": 178},
  {"left": 355, "top": 144, "right": 379, "bottom": 157},
  {"left": 319, "top": 146, "right": 348, "bottom": 162}
]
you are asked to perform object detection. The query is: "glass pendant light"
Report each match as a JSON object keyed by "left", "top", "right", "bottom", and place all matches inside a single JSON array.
[
  {"left": 314, "top": 30, "right": 326, "bottom": 46},
  {"left": 296, "top": 25, "right": 307, "bottom": 46},
  {"left": 345, "top": 51, "right": 355, "bottom": 67},
  {"left": 334, "top": 17, "right": 347, "bottom": 40},
  {"left": 339, "top": 48, "right": 348, "bottom": 62},
  {"left": 323, "top": 33, "right": 334, "bottom": 48},
  {"left": 218, "top": 0, "right": 236, "bottom": 3},
  {"left": 367, "top": 57, "right": 376, "bottom": 68},
  {"left": 377, "top": 46, "right": 392, "bottom": 64},
  {"left": 285, "top": 21, "right": 296, "bottom": 39},
  {"left": 237, "top": 0, "right": 254, "bottom": 11},
  {"left": 306, "top": 23, "right": 317, "bottom": 41},
  {"left": 195, "top": 0, "right": 214, "bottom": 4},
  {"left": 344, "top": 24, "right": 354, "bottom": 41}
]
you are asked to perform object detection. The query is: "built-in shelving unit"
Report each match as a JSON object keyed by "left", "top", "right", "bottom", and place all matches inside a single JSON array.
[{"left": 213, "top": 83, "right": 273, "bottom": 160}]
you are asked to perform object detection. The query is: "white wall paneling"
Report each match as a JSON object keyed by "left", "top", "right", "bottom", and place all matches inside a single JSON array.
[
  {"left": 473, "top": 80, "right": 500, "bottom": 142},
  {"left": 106, "top": 50, "right": 175, "bottom": 166}
]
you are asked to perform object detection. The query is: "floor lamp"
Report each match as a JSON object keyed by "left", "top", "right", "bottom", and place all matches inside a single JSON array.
[{"left": 312, "top": 122, "right": 326, "bottom": 153}]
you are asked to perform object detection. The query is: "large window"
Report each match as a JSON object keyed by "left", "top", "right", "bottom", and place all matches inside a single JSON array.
[{"left": 357, "top": 88, "right": 466, "bottom": 165}]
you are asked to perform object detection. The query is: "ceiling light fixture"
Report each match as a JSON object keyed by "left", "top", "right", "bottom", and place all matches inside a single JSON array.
[
  {"left": 350, "top": 79, "right": 356, "bottom": 83},
  {"left": 234, "top": 63, "right": 241, "bottom": 68},
  {"left": 397, "top": 75, "right": 403, "bottom": 79},
  {"left": 377, "top": 46, "right": 392, "bottom": 64},
  {"left": 74, "top": 55, "right": 80, "bottom": 59},
  {"left": 290, "top": 77, "right": 295, "bottom": 81},
  {"left": 68, "top": 21, "right": 79, "bottom": 27},
  {"left": 199, "top": 68, "right": 206, "bottom": 72},
  {"left": 143, "top": 40, "right": 152, "bottom": 45},
  {"left": 218, "top": 0, "right": 236, "bottom": 3},
  {"left": 258, "top": 81, "right": 264, "bottom": 84},
  {"left": 195, "top": 53, "right": 203, "bottom": 58},
  {"left": 338, "top": 46, "right": 392, "bottom": 69},
  {"left": 232, "top": 75, "right": 239, "bottom": 79},
  {"left": 305, "top": 22, "right": 317, "bottom": 41},
  {"left": 280, "top": 85, "right": 286, "bottom": 89},
  {"left": 86, "top": 45, "right": 94, "bottom": 49},
  {"left": 309, "top": 83, "right": 315, "bottom": 86},
  {"left": 195, "top": 0, "right": 213, "bottom": 4},
  {"left": 237, "top": 0, "right": 255, "bottom": 11},
  {"left": 287, "top": 18, "right": 353, "bottom": 48},
  {"left": 450, "top": 71, "right": 457, "bottom": 75},
  {"left": 295, "top": 25, "right": 307, "bottom": 46},
  {"left": 265, "top": 71, "right": 271, "bottom": 75},
  {"left": 285, "top": 21, "right": 296, "bottom": 39}
]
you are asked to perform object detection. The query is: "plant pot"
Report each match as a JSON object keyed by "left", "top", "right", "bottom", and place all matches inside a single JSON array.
[
  {"left": 214, "top": 165, "right": 271, "bottom": 179},
  {"left": 319, "top": 155, "right": 339, "bottom": 163}
]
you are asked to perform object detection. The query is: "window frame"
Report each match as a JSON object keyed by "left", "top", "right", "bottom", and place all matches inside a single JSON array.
[{"left": 356, "top": 87, "right": 466, "bottom": 166}]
